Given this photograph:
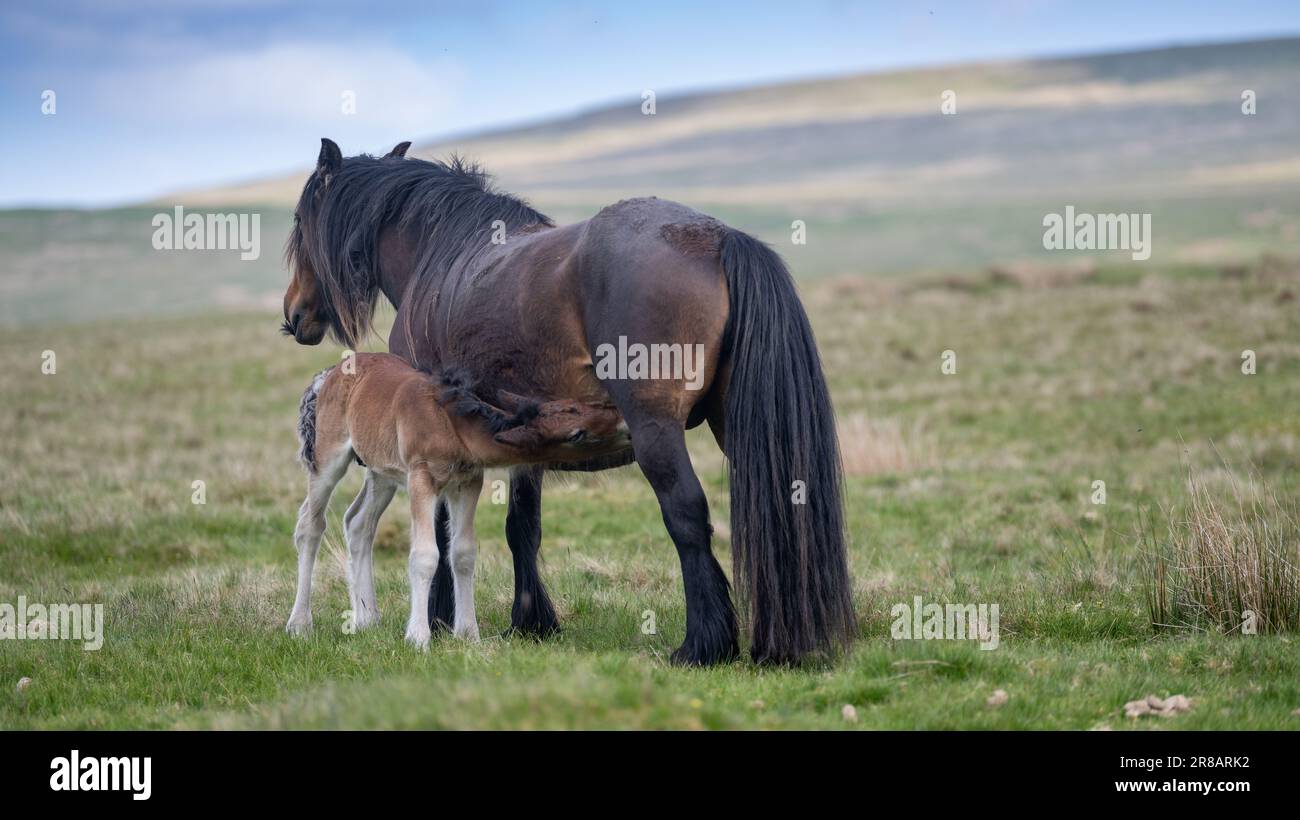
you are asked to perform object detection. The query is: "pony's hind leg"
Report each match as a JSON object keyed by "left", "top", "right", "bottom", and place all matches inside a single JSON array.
[
  {"left": 404, "top": 466, "right": 444, "bottom": 650},
  {"left": 286, "top": 448, "right": 352, "bottom": 635},
  {"left": 445, "top": 473, "right": 484, "bottom": 641},
  {"left": 343, "top": 469, "right": 397, "bottom": 630},
  {"left": 629, "top": 419, "right": 738, "bottom": 665}
]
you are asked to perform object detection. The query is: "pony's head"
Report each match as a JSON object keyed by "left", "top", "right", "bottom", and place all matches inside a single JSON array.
[
  {"left": 281, "top": 223, "right": 328, "bottom": 345},
  {"left": 281, "top": 138, "right": 412, "bottom": 346}
]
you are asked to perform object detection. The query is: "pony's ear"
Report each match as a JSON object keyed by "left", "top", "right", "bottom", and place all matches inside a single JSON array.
[
  {"left": 317, "top": 138, "right": 343, "bottom": 177},
  {"left": 385, "top": 141, "right": 412, "bottom": 159}
]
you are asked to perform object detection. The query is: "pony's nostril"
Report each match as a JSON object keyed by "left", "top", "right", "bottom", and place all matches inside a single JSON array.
[{"left": 568, "top": 429, "right": 586, "bottom": 443}]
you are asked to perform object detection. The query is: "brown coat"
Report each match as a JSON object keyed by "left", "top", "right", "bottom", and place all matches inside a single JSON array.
[{"left": 311, "top": 352, "right": 628, "bottom": 487}]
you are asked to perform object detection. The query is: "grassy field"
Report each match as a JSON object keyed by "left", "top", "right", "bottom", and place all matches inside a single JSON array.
[
  {"left": 4, "top": 35, "right": 1300, "bottom": 732},
  {"left": 7, "top": 190, "right": 1300, "bottom": 327},
  {"left": 3, "top": 255, "right": 1299, "bottom": 729}
]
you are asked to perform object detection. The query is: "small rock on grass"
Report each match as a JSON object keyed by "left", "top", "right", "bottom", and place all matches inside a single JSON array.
[
  {"left": 1124, "top": 694, "right": 1192, "bottom": 718},
  {"left": 16, "top": 677, "right": 32, "bottom": 693},
  {"left": 987, "top": 689, "right": 1009, "bottom": 708},
  {"left": 841, "top": 704, "right": 859, "bottom": 723}
]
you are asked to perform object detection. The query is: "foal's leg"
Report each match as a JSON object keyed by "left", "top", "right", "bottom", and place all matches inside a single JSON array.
[
  {"left": 405, "top": 466, "right": 443, "bottom": 650},
  {"left": 505, "top": 466, "right": 560, "bottom": 637},
  {"left": 343, "top": 469, "right": 397, "bottom": 630},
  {"left": 445, "top": 473, "right": 484, "bottom": 641},
  {"left": 629, "top": 419, "right": 738, "bottom": 666},
  {"left": 286, "top": 449, "right": 351, "bottom": 635}
]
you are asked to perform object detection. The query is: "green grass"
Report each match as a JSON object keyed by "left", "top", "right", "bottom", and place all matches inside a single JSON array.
[
  {"left": 3, "top": 259, "right": 1300, "bottom": 729},
  {"left": 7, "top": 191, "right": 1300, "bottom": 329}
]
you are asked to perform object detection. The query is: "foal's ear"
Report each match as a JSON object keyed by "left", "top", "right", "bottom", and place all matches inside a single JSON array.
[
  {"left": 317, "top": 138, "right": 343, "bottom": 177},
  {"left": 385, "top": 141, "right": 412, "bottom": 159},
  {"left": 496, "top": 389, "right": 530, "bottom": 413},
  {"left": 493, "top": 427, "right": 538, "bottom": 449}
]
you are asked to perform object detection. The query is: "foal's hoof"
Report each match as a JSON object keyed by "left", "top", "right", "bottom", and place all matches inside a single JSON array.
[
  {"left": 285, "top": 617, "right": 312, "bottom": 637},
  {"left": 404, "top": 628, "right": 432, "bottom": 652}
]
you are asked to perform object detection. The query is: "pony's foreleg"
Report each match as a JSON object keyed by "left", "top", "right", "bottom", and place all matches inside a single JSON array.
[
  {"left": 445, "top": 473, "right": 484, "bottom": 641},
  {"left": 505, "top": 465, "right": 559, "bottom": 637},
  {"left": 286, "top": 449, "right": 351, "bottom": 635},
  {"left": 427, "top": 502, "right": 455, "bottom": 633},
  {"left": 343, "top": 469, "right": 397, "bottom": 630},
  {"left": 405, "top": 466, "right": 442, "bottom": 650}
]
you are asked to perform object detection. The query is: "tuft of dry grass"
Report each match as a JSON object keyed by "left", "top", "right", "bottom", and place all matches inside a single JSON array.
[
  {"left": 1144, "top": 465, "right": 1300, "bottom": 634},
  {"left": 837, "top": 414, "right": 934, "bottom": 477},
  {"left": 987, "top": 260, "right": 1097, "bottom": 289}
]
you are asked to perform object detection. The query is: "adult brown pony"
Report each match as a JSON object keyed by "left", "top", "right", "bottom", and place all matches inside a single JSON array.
[{"left": 282, "top": 138, "right": 852, "bottom": 665}]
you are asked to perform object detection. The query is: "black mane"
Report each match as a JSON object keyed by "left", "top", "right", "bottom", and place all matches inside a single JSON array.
[
  {"left": 287, "top": 153, "right": 553, "bottom": 347},
  {"left": 436, "top": 366, "right": 540, "bottom": 434}
]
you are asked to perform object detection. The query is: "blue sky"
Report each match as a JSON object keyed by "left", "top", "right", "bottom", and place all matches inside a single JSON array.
[{"left": 2, "top": 0, "right": 1298, "bottom": 206}]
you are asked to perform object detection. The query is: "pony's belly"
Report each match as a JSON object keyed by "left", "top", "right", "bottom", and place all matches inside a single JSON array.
[{"left": 513, "top": 434, "right": 634, "bottom": 467}]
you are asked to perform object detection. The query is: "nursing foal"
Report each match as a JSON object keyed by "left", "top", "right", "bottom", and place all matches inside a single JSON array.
[{"left": 285, "top": 352, "right": 625, "bottom": 648}]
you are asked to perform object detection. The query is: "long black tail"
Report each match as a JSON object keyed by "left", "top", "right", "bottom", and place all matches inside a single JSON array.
[{"left": 719, "top": 229, "right": 854, "bottom": 664}]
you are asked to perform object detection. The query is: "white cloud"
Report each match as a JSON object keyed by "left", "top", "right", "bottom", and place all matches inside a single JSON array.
[{"left": 92, "top": 41, "right": 463, "bottom": 131}]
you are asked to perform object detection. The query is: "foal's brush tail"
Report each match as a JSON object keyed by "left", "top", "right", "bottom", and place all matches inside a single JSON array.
[
  {"left": 719, "top": 230, "right": 854, "bottom": 664},
  {"left": 296, "top": 368, "right": 333, "bottom": 473}
]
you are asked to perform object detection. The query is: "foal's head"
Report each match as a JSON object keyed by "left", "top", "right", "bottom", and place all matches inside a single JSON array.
[
  {"left": 281, "top": 138, "right": 413, "bottom": 346},
  {"left": 494, "top": 398, "right": 624, "bottom": 449}
]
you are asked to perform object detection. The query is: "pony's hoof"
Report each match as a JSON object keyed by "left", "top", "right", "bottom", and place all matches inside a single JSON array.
[
  {"left": 285, "top": 617, "right": 312, "bottom": 636},
  {"left": 352, "top": 610, "right": 381, "bottom": 631},
  {"left": 501, "top": 624, "right": 559, "bottom": 641},
  {"left": 507, "top": 613, "right": 561, "bottom": 640},
  {"left": 670, "top": 635, "right": 740, "bottom": 667}
]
